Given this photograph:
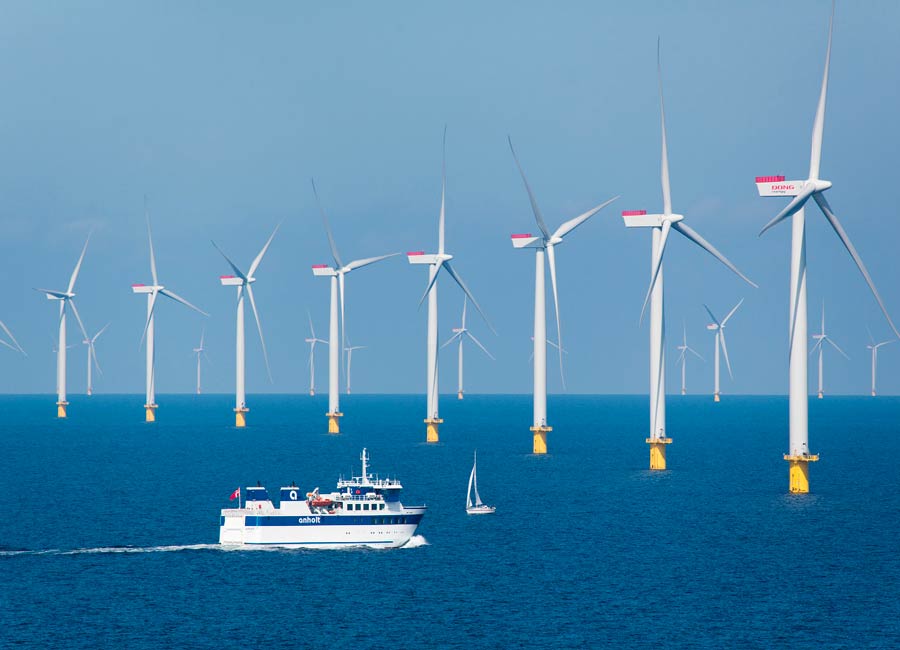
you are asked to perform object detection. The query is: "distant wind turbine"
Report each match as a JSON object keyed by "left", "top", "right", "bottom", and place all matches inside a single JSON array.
[
  {"left": 311, "top": 180, "right": 398, "bottom": 433},
  {"left": 193, "top": 328, "right": 211, "bottom": 395},
  {"left": 407, "top": 128, "right": 493, "bottom": 444},
  {"left": 867, "top": 328, "right": 893, "bottom": 397},
  {"left": 754, "top": 4, "right": 899, "bottom": 492},
  {"left": 441, "top": 297, "right": 494, "bottom": 400},
  {"left": 810, "top": 303, "right": 847, "bottom": 399},
  {"left": 35, "top": 234, "right": 91, "bottom": 418},
  {"left": 623, "top": 42, "right": 756, "bottom": 470},
  {"left": 344, "top": 337, "right": 365, "bottom": 395},
  {"left": 704, "top": 299, "right": 743, "bottom": 402},
  {"left": 133, "top": 213, "right": 207, "bottom": 421},
  {"left": 83, "top": 322, "right": 109, "bottom": 396},
  {"left": 213, "top": 224, "right": 279, "bottom": 428},
  {"left": 508, "top": 136, "right": 617, "bottom": 454},
  {"left": 675, "top": 321, "right": 702, "bottom": 395},
  {"left": 304, "top": 311, "right": 327, "bottom": 397}
]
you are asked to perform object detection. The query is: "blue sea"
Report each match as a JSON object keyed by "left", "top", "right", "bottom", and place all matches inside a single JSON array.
[{"left": 1, "top": 394, "right": 898, "bottom": 649}]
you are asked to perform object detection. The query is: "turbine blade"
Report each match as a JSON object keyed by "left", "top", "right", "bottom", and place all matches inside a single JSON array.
[
  {"left": 639, "top": 219, "right": 672, "bottom": 322},
  {"left": 0, "top": 319, "right": 26, "bottom": 355},
  {"left": 809, "top": 3, "right": 834, "bottom": 180},
  {"left": 466, "top": 331, "right": 495, "bottom": 360},
  {"left": 758, "top": 188, "right": 815, "bottom": 237},
  {"left": 441, "top": 332, "right": 463, "bottom": 349},
  {"left": 307, "top": 309, "right": 315, "bottom": 338},
  {"left": 199, "top": 327, "right": 205, "bottom": 349},
  {"left": 34, "top": 288, "right": 69, "bottom": 299},
  {"left": 814, "top": 193, "right": 900, "bottom": 339},
  {"left": 245, "top": 284, "right": 272, "bottom": 383},
  {"left": 809, "top": 338, "right": 824, "bottom": 355},
  {"left": 703, "top": 304, "right": 720, "bottom": 327},
  {"left": 461, "top": 296, "right": 467, "bottom": 329},
  {"left": 672, "top": 221, "right": 758, "bottom": 288},
  {"left": 721, "top": 298, "right": 744, "bottom": 326},
  {"left": 67, "top": 233, "right": 92, "bottom": 294},
  {"left": 0, "top": 339, "right": 16, "bottom": 352},
  {"left": 146, "top": 208, "right": 158, "bottom": 287},
  {"left": 418, "top": 264, "right": 444, "bottom": 308},
  {"left": 139, "top": 291, "right": 159, "bottom": 347},
  {"left": 91, "top": 343, "right": 103, "bottom": 376},
  {"left": 825, "top": 337, "right": 849, "bottom": 359},
  {"left": 68, "top": 299, "right": 89, "bottom": 341},
  {"left": 688, "top": 346, "right": 704, "bottom": 361},
  {"left": 93, "top": 322, "right": 111, "bottom": 343},
  {"left": 159, "top": 288, "right": 208, "bottom": 316},
  {"left": 720, "top": 330, "right": 733, "bottom": 379},
  {"left": 658, "top": 39, "right": 672, "bottom": 215},
  {"left": 344, "top": 252, "right": 400, "bottom": 272},
  {"left": 211, "top": 241, "right": 247, "bottom": 281},
  {"left": 507, "top": 136, "right": 550, "bottom": 239},
  {"left": 248, "top": 223, "right": 280, "bottom": 278},
  {"left": 551, "top": 196, "right": 620, "bottom": 240},
  {"left": 311, "top": 178, "right": 343, "bottom": 269},
  {"left": 443, "top": 260, "right": 495, "bottom": 335},
  {"left": 546, "top": 243, "right": 565, "bottom": 389},
  {"left": 439, "top": 125, "right": 447, "bottom": 255}
]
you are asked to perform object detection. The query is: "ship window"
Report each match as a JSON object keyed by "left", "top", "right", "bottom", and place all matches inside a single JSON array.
[{"left": 364, "top": 504, "right": 370, "bottom": 511}]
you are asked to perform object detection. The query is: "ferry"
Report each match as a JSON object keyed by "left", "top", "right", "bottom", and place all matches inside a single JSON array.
[{"left": 219, "top": 449, "right": 426, "bottom": 549}]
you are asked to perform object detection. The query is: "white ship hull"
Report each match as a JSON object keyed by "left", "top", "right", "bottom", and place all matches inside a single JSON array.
[{"left": 219, "top": 510, "right": 424, "bottom": 549}]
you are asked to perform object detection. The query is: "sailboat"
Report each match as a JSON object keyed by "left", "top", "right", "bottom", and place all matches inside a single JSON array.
[{"left": 466, "top": 451, "right": 495, "bottom": 515}]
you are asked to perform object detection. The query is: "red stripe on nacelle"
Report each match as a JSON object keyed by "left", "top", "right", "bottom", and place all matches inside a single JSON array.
[
  {"left": 131, "top": 283, "right": 145, "bottom": 287},
  {"left": 622, "top": 210, "right": 647, "bottom": 216},
  {"left": 311, "top": 264, "right": 328, "bottom": 268},
  {"left": 755, "top": 175, "right": 785, "bottom": 183},
  {"left": 219, "top": 275, "right": 236, "bottom": 279},
  {"left": 406, "top": 251, "right": 425, "bottom": 256},
  {"left": 510, "top": 233, "right": 533, "bottom": 239}
]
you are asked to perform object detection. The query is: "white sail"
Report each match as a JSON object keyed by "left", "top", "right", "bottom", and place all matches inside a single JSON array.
[
  {"left": 472, "top": 455, "right": 484, "bottom": 507},
  {"left": 466, "top": 465, "right": 475, "bottom": 509}
]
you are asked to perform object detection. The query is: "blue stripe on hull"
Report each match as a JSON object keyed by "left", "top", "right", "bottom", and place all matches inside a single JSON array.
[
  {"left": 241, "top": 540, "right": 396, "bottom": 546},
  {"left": 223, "top": 514, "right": 424, "bottom": 527}
]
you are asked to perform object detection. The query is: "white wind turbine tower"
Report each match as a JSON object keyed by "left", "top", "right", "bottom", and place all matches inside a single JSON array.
[
  {"left": 344, "top": 336, "right": 365, "bottom": 395},
  {"left": 35, "top": 234, "right": 91, "bottom": 419},
  {"left": 866, "top": 328, "right": 893, "bottom": 398},
  {"left": 193, "top": 328, "right": 211, "bottom": 395},
  {"left": 508, "top": 137, "right": 617, "bottom": 454},
  {"left": 675, "top": 321, "right": 702, "bottom": 396},
  {"left": 311, "top": 180, "right": 398, "bottom": 433},
  {"left": 442, "top": 297, "right": 494, "bottom": 400},
  {"left": 703, "top": 299, "right": 743, "bottom": 402},
  {"left": 755, "top": 5, "right": 899, "bottom": 492},
  {"left": 623, "top": 43, "right": 756, "bottom": 470},
  {"left": 213, "top": 225, "right": 279, "bottom": 428},
  {"left": 407, "top": 128, "right": 493, "bottom": 444},
  {"left": 133, "top": 218, "right": 207, "bottom": 422},
  {"left": 83, "top": 323, "right": 109, "bottom": 396},
  {"left": 810, "top": 303, "right": 847, "bottom": 399},
  {"left": 304, "top": 311, "right": 327, "bottom": 397}
]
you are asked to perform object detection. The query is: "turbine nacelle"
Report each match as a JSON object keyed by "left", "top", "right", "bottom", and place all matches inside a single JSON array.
[
  {"left": 407, "top": 251, "right": 453, "bottom": 265},
  {"left": 219, "top": 275, "right": 245, "bottom": 287},
  {"left": 131, "top": 283, "right": 162, "bottom": 294},
  {"left": 755, "top": 176, "right": 831, "bottom": 197},
  {"left": 622, "top": 210, "right": 684, "bottom": 229},
  {"left": 311, "top": 264, "right": 337, "bottom": 277}
]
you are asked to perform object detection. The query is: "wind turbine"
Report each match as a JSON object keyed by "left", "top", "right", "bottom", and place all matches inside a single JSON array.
[
  {"left": 755, "top": 5, "right": 899, "bottom": 492},
  {"left": 35, "top": 234, "right": 91, "bottom": 418},
  {"left": 133, "top": 216, "right": 207, "bottom": 421},
  {"left": 623, "top": 43, "right": 756, "bottom": 470},
  {"left": 304, "top": 311, "right": 327, "bottom": 397},
  {"left": 441, "top": 297, "right": 494, "bottom": 400},
  {"left": 83, "top": 322, "right": 109, "bottom": 396},
  {"left": 867, "top": 329, "right": 893, "bottom": 397},
  {"left": 213, "top": 224, "right": 279, "bottom": 428},
  {"left": 703, "top": 299, "right": 743, "bottom": 402},
  {"left": 311, "top": 180, "right": 398, "bottom": 433},
  {"left": 407, "top": 128, "right": 492, "bottom": 443},
  {"left": 508, "top": 137, "right": 617, "bottom": 453},
  {"left": 810, "top": 303, "right": 848, "bottom": 399},
  {"left": 344, "top": 336, "right": 365, "bottom": 395},
  {"left": 193, "top": 328, "right": 211, "bottom": 395},
  {"left": 0, "top": 320, "right": 26, "bottom": 357},
  {"left": 675, "top": 321, "right": 703, "bottom": 395}
]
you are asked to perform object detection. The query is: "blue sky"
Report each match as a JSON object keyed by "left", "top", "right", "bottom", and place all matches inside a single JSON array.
[{"left": 1, "top": 0, "right": 899, "bottom": 396}]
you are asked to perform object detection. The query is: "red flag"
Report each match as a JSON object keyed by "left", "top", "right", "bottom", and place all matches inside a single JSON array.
[{"left": 229, "top": 487, "right": 240, "bottom": 501}]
